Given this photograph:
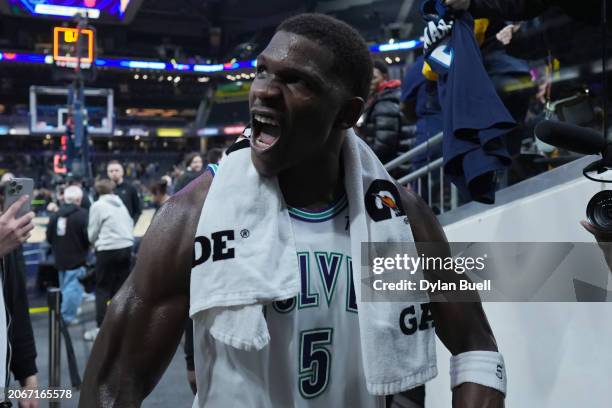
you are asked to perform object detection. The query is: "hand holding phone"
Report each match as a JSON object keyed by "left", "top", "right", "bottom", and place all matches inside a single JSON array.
[
  {"left": 0, "top": 187, "right": 35, "bottom": 257},
  {"left": 2, "top": 178, "right": 34, "bottom": 218}
]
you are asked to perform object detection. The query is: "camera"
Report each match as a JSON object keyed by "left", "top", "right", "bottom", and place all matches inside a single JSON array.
[
  {"left": 534, "top": 119, "right": 612, "bottom": 234},
  {"left": 587, "top": 190, "right": 612, "bottom": 233},
  {"left": 581, "top": 146, "right": 612, "bottom": 234}
]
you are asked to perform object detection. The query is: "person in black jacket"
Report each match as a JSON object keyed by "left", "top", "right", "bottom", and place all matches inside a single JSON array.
[
  {"left": 3, "top": 247, "right": 39, "bottom": 408},
  {"left": 356, "top": 60, "right": 406, "bottom": 164},
  {"left": 46, "top": 185, "right": 89, "bottom": 325},
  {"left": 444, "top": 0, "right": 609, "bottom": 24},
  {"left": 0, "top": 192, "right": 37, "bottom": 406},
  {"left": 107, "top": 161, "right": 142, "bottom": 223}
]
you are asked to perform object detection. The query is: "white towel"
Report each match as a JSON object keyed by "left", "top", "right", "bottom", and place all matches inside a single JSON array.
[{"left": 190, "top": 129, "right": 437, "bottom": 394}]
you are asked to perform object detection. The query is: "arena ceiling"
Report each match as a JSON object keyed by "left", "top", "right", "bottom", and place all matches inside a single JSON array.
[
  {"left": 0, "top": 0, "right": 422, "bottom": 112},
  {"left": 0, "top": 0, "right": 607, "bottom": 126},
  {"left": 1, "top": 0, "right": 421, "bottom": 62},
  {"left": 116, "top": 0, "right": 421, "bottom": 61}
]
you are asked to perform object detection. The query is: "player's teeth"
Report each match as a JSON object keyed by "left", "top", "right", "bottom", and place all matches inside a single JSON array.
[{"left": 254, "top": 114, "right": 279, "bottom": 126}]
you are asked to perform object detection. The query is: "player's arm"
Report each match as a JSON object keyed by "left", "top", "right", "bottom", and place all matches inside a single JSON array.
[
  {"left": 400, "top": 188, "right": 504, "bottom": 408},
  {"left": 79, "top": 172, "right": 212, "bottom": 407}
]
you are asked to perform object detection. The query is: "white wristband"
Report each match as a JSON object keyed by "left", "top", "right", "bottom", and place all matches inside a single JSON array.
[{"left": 449, "top": 351, "right": 507, "bottom": 395}]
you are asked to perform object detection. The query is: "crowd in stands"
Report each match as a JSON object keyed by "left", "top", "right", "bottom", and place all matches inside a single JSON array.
[
  {"left": 0, "top": 147, "right": 225, "bottom": 221},
  {"left": 0, "top": 146, "right": 224, "bottom": 338},
  {"left": 356, "top": 5, "right": 610, "bottom": 208}
]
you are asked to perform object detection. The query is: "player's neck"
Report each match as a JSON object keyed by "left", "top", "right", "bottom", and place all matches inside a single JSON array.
[{"left": 279, "top": 140, "right": 344, "bottom": 210}]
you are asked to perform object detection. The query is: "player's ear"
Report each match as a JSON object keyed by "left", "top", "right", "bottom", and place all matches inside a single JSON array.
[{"left": 334, "top": 97, "right": 365, "bottom": 130}]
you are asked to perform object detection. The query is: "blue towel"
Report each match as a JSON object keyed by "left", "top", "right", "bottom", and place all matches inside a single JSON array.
[
  {"left": 422, "top": 1, "right": 515, "bottom": 204},
  {"left": 401, "top": 56, "right": 443, "bottom": 167}
]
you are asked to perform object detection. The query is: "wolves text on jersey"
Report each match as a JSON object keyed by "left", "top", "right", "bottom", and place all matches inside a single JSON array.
[{"left": 270, "top": 250, "right": 435, "bottom": 336}]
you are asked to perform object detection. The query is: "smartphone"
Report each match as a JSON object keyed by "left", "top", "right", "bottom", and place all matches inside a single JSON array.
[{"left": 1, "top": 178, "right": 34, "bottom": 218}]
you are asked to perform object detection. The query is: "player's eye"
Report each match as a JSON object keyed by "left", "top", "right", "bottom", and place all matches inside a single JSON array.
[{"left": 284, "top": 75, "right": 301, "bottom": 84}]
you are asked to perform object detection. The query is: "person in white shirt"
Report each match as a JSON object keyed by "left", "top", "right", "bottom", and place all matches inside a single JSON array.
[{"left": 85, "top": 179, "right": 134, "bottom": 341}]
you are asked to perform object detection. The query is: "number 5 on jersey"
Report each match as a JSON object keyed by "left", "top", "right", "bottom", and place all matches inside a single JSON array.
[{"left": 299, "top": 328, "right": 333, "bottom": 399}]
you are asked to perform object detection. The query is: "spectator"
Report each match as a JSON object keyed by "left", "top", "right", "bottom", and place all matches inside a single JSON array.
[
  {"left": 107, "top": 161, "right": 142, "bottom": 223},
  {"left": 356, "top": 60, "right": 406, "bottom": 164},
  {"left": 150, "top": 179, "right": 170, "bottom": 212},
  {"left": 206, "top": 148, "right": 224, "bottom": 166},
  {"left": 481, "top": 22, "right": 532, "bottom": 158},
  {"left": 46, "top": 186, "right": 90, "bottom": 325},
  {"left": 174, "top": 153, "right": 204, "bottom": 193},
  {"left": 161, "top": 174, "right": 174, "bottom": 195},
  {"left": 445, "top": 0, "right": 609, "bottom": 24},
  {"left": 0, "top": 195, "right": 35, "bottom": 402},
  {"left": 3, "top": 246, "right": 39, "bottom": 408},
  {"left": 85, "top": 179, "right": 134, "bottom": 341},
  {"left": 67, "top": 175, "right": 92, "bottom": 210}
]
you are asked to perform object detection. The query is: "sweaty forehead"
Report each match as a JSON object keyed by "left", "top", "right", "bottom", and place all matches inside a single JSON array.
[{"left": 259, "top": 31, "right": 336, "bottom": 80}]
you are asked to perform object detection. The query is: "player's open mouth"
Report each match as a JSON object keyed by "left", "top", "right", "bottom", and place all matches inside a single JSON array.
[{"left": 251, "top": 112, "right": 281, "bottom": 152}]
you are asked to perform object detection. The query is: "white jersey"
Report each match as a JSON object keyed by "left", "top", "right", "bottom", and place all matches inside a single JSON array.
[{"left": 193, "top": 193, "right": 384, "bottom": 408}]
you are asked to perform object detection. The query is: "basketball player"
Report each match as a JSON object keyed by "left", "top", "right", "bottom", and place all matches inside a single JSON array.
[{"left": 80, "top": 14, "right": 504, "bottom": 407}]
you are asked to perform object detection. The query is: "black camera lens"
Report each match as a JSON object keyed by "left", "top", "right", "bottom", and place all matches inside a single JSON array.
[
  {"left": 16, "top": 184, "right": 22, "bottom": 191},
  {"left": 587, "top": 190, "right": 612, "bottom": 232},
  {"left": 9, "top": 180, "right": 16, "bottom": 187},
  {"left": 9, "top": 188, "right": 15, "bottom": 195}
]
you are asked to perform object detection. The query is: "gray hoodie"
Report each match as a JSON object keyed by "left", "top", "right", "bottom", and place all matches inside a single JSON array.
[{"left": 88, "top": 194, "right": 134, "bottom": 251}]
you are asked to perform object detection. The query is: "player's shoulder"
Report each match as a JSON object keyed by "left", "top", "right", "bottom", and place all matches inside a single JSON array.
[
  {"left": 136, "top": 171, "right": 214, "bottom": 280},
  {"left": 163, "top": 170, "right": 213, "bottom": 223}
]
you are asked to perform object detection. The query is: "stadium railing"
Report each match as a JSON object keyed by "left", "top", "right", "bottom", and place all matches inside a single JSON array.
[{"left": 385, "top": 132, "right": 459, "bottom": 213}]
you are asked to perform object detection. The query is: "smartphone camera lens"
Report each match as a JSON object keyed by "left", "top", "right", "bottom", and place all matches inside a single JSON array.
[
  {"left": 16, "top": 185, "right": 22, "bottom": 191},
  {"left": 9, "top": 180, "right": 16, "bottom": 187}
]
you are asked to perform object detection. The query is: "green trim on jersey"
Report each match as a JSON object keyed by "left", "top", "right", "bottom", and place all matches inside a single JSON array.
[{"left": 288, "top": 193, "right": 348, "bottom": 222}]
